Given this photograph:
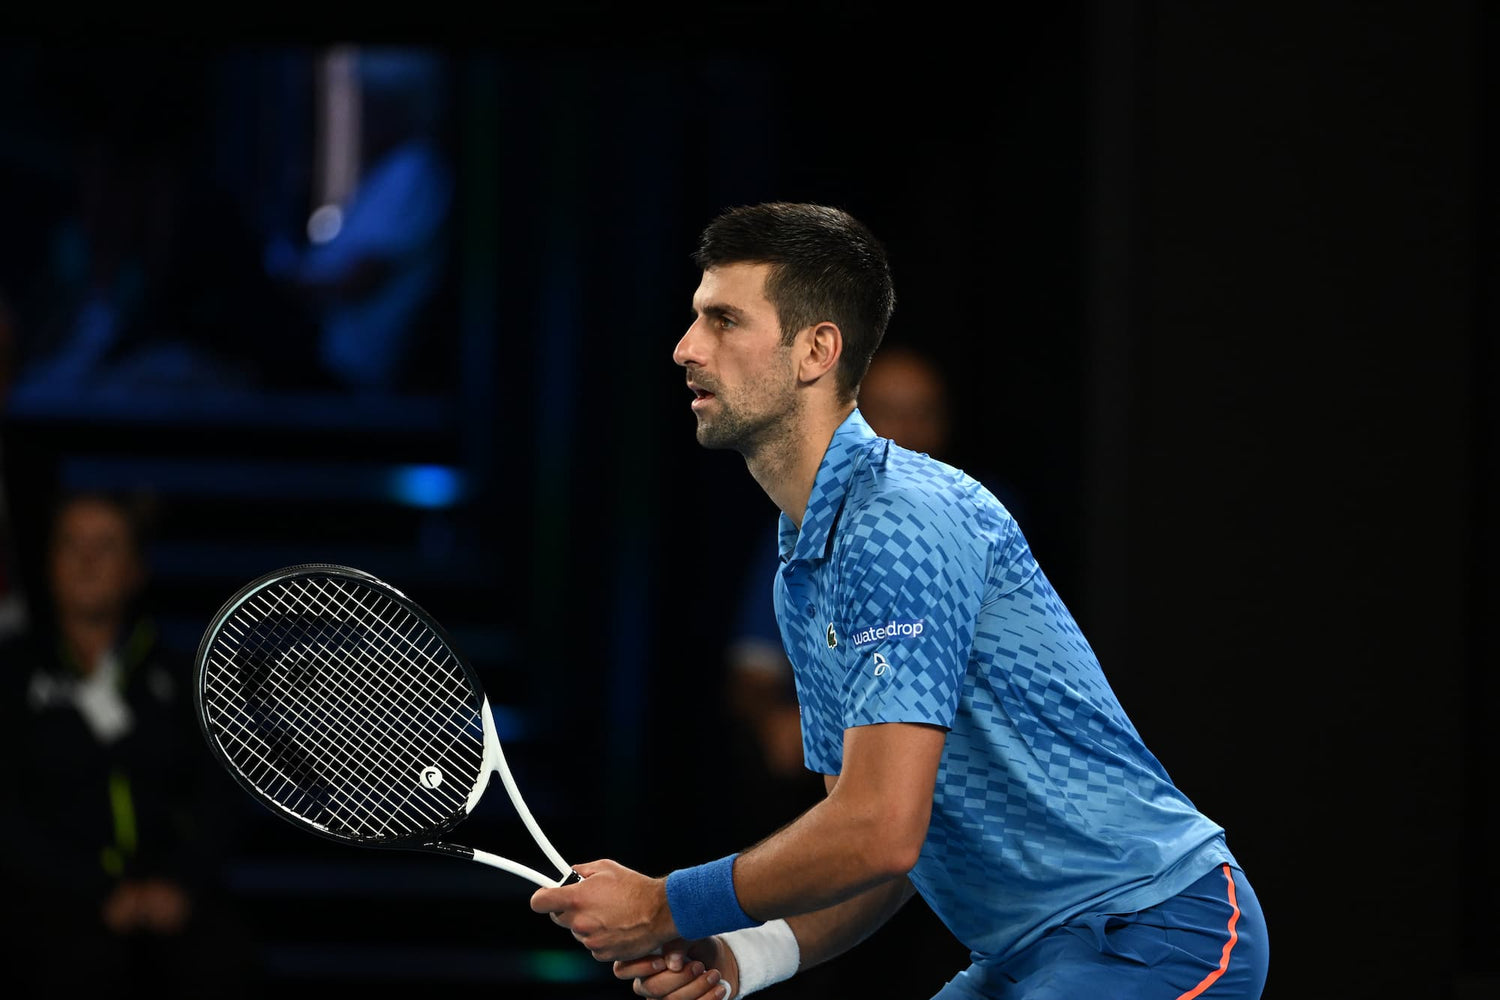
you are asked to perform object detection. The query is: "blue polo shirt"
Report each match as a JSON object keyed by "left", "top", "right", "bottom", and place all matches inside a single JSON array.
[{"left": 772, "top": 410, "right": 1233, "bottom": 966}]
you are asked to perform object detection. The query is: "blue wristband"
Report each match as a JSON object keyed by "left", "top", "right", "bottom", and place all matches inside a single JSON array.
[{"left": 664, "top": 853, "right": 756, "bottom": 941}]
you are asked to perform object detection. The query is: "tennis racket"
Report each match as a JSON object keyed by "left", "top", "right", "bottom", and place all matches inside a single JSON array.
[{"left": 194, "top": 562, "right": 579, "bottom": 890}]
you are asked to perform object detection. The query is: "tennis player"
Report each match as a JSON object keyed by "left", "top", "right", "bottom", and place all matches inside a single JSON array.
[{"left": 531, "top": 202, "right": 1269, "bottom": 999}]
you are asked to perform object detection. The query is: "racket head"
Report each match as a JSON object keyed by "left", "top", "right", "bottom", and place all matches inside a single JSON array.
[{"left": 194, "top": 563, "right": 494, "bottom": 852}]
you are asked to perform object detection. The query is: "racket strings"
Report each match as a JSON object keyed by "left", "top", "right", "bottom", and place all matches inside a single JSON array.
[
  {"left": 251, "top": 585, "right": 453, "bottom": 832},
  {"left": 201, "top": 574, "right": 485, "bottom": 842},
  {"left": 259, "top": 579, "right": 476, "bottom": 829},
  {"left": 281, "top": 578, "right": 477, "bottom": 827},
  {"left": 210, "top": 606, "right": 447, "bottom": 836},
  {"left": 272, "top": 582, "right": 459, "bottom": 785},
  {"left": 216, "top": 595, "right": 419, "bottom": 819},
  {"left": 213, "top": 585, "right": 470, "bottom": 836}
]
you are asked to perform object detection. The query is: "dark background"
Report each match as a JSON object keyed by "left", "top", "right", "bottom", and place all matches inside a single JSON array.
[{"left": 0, "top": 2, "right": 1493, "bottom": 998}]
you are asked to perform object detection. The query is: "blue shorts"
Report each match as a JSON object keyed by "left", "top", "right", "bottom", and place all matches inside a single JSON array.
[{"left": 932, "top": 864, "right": 1269, "bottom": 1000}]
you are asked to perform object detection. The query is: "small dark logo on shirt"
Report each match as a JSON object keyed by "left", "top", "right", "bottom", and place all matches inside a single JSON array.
[{"left": 826, "top": 623, "right": 838, "bottom": 648}]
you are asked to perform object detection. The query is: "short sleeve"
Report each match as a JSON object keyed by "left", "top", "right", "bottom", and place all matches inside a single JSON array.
[{"left": 835, "top": 489, "right": 988, "bottom": 730}]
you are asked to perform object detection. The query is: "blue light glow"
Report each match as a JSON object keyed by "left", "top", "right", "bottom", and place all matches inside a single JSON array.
[{"left": 388, "top": 465, "right": 465, "bottom": 508}]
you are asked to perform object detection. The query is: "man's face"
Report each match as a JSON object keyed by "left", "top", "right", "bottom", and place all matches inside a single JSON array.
[
  {"left": 673, "top": 262, "right": 800, "bottom": 453},
  {"left": 49, "top": 499, "right": 142, "bottom": 623}
]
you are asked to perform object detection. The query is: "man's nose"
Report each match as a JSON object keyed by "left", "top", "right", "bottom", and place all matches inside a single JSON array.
[{"left": 672, "top": 320, "right": 702, "bottom": 367}]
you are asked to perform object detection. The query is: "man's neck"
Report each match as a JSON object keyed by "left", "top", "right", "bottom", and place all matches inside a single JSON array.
[{"left": 745, "top": 403, "right": 855, "bottom": 529}]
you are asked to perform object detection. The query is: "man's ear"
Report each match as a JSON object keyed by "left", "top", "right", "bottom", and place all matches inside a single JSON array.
[{"left": 797, "top": 321, "right": 843, "bottom": 385}]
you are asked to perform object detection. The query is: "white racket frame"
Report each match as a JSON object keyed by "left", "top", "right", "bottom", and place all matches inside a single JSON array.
[{"left": 464, "top": 696, "right": 575, "bottom": 888}]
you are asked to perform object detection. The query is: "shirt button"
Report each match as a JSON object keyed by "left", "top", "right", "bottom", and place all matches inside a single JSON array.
[{"left": 806, "top": 604, "right": 816, "bottom": 617}]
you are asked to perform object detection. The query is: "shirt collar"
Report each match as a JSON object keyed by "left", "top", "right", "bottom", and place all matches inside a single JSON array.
[{"left": 777, "top": 409, "right": 883, "bottom": 564}]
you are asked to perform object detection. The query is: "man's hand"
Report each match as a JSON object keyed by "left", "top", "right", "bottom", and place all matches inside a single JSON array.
[
  {"left": 615, "top": 937, "right": 736, "bottom": 999},
  {"left": 529, "top": 859, "right": 678, "bottom": 961}
]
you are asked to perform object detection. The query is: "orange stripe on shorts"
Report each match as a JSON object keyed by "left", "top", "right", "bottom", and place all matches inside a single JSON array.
[{"left": 1175, "top": 864, "right": 1241, "bottom": 1000}]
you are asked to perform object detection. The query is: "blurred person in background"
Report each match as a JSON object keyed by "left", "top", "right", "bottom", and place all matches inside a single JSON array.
[
  {"left": 9, "top": 53, "right": 309, "bottom": 404},
  {"left": 0, "top": 490, "right": 257, "bottom": 997},
  {"left": 263, "top": 46, "right": 456, "bottom": 394}
]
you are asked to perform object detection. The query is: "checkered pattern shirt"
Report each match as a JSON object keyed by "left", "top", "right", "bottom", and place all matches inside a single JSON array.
[{"left": 772, "top": 410, "right": 1233, "bottom": 965}]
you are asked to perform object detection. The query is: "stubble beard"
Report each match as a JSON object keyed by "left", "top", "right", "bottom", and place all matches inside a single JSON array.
[
  {"left": 694, "top": 401, "right": 778, "bottom": 454},
  {"left": 694, "top": 385, "right": 802, "bottom": 467}
]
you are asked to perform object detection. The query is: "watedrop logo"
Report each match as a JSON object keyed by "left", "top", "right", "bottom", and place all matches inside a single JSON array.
[{"left": 849, "top": 618, "right": 925, "bottom": 648}]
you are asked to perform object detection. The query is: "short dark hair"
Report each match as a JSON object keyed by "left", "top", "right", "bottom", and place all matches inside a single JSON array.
[{"left": 692, "top": 202, "right": 895, "bottom": 402}]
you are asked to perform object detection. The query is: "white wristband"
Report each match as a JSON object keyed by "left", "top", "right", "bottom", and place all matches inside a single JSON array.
[{"left": 718, "top": 919, "right": 800, "bottom": 998}]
